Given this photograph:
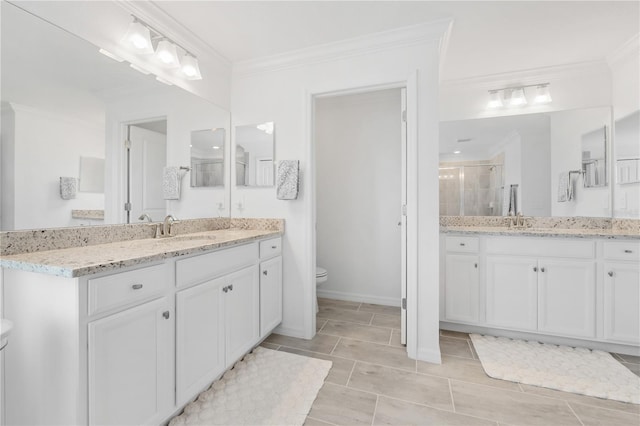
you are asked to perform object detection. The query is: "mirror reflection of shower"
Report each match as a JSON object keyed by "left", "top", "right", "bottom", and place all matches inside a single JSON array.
[{"left": 439, "top": 164, "right": 504, "bottom": 216}]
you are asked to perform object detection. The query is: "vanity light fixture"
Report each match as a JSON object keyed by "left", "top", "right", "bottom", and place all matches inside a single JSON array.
[
  {"left": 486, "top": 83, "right": 552, "bottom": 110},
  {"left": 256, "top": 122, "right": 274, "bottom": 135},
  {"left": 120, "top": 15, "right": 203, "bottom": 81}
]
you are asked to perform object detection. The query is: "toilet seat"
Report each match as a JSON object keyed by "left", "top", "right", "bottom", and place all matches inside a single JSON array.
[{"left": 316, "top": 267, "right": 328, "bottom": 284}]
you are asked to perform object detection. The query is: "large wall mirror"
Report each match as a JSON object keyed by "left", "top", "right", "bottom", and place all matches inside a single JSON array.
[
  {"left": 235, "top": 122, "right": 275, "bottom": 187},
  {"left": 0, "top": 1, "right": 231, "bottom": 231},
  {"left": 439, "top": 106, "right": 612, "bottom": 218}
]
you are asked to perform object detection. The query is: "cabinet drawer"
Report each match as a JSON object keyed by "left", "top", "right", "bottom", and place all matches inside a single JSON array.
[
  {"left": 88, "top": 264, "right": 169, "bottom": 316},
  {"left": 445, "top": 236, "right": 479, "bottom": 253},
  {"left": 603, "top": 241, "right": 640, "bottom": 261},
  {"left": 260, "top": 237, "right": 282, "bottom": 259},
  {"left": 176, "top": 243, "right": 258, "bottom": 288},
  {"left": 486, "top": 237, "right": 594, "bottom": 259}
]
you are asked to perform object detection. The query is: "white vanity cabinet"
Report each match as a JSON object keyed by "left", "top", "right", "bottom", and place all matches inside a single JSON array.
[
  {"left": 443, "top": 237, "right": 480, "bottom": 324},
  {"left": 603, "top": 241, "right": 640, "bottom": 345},
  {"left": 259, "top": 237, "right": 283, "bottom": 338},
  {"left": 175, "top": 244, "right": 259, "bottom": 407}
]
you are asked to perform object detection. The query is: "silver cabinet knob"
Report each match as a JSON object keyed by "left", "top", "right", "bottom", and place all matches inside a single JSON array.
[
  {"left": 533, "top": 266, "right": 538, "bottom": 272},
  {"left": 540, "top": 267, "right": 545, "bottom": 273},
  {"left": 263, "top": 270, "right": 268, "bottom": 276},
  {"left": 162, "top": 311, "right": 170, "bottom": 319},
  {"left": 132, "top": 284, "right": 143, "bottom": 290},
  {"left": 474, "top": 263, "right": 478, "bottom": 268},
  {"left": 608, "top": 271, "right": 614, "bottom": 277},
  {"left": 228, "top": 284, "right": 233, "bottom": 291},
  {"left": 460, "top": 243, "right": 466, "bottom": 246},
  {"left": 271, "top": 245, "right": 277, "bottom": 249},
  {"left": 624, "top": 249, "right": 633, "bottom": 253},
  {"left": 222, "top": 286, "right": 229, "bottom": 293}
]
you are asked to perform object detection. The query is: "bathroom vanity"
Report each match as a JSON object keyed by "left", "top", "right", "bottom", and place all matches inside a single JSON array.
[
  {"left": 440, "top": 224, "right": 640, "bottom": 355},
  {"left": 0, "top": 222, "right": 283, "bottom": 425}
]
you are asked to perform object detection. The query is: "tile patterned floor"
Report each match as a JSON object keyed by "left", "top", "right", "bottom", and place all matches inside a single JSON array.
[{"left": 263, "top": 298, "right": 640, "bottom": 426}]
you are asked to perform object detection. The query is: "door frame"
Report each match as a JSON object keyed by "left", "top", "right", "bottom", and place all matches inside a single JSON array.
[{"left": 307, "top": 76, "right": 418, "bottom": 359}]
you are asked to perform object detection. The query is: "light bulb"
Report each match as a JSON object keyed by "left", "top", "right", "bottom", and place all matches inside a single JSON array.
[
  {"left": 509, "top": 88, "right": 527, "bottom": 107},
  {"left": 155, "top": 39, "right": 180, "bottom": 68},
  {"left": 487, "top": 91, "right": 503, "bottom": 109},
  {"left": 181, "top": 54, "right": 202, "bottom": 80},
  {"left": 534, "top": 85, "right": 552, "bottom": 104},
  {"left": 122, "top": 20, "right": 153, "bottom": 54}
]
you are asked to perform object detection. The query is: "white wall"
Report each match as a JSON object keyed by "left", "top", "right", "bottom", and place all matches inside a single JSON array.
[
  {"left": 104, "top": 87, "right": 231, "bottom": 224},
  {"left": 315, "top": 89, "right": 402, "bottom": 306},
  {"left": 609, "top": 35, "right": 640, "bottom": 219},
  {"left": 231, "top": 21, "right": 449, "bottom": 363},
  {"left": 1, "top": 104, "right": 105, "bottom": 230},
  {"left": 520, "top": 118, "right": 551, "bottom": 217},
  {"left": 550, "top": 107, "right": 612, "bottom": 217}
]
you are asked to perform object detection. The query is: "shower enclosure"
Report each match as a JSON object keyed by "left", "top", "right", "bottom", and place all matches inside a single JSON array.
[{"left": 439, "top": 164, "right": 504, "bottom": 216}]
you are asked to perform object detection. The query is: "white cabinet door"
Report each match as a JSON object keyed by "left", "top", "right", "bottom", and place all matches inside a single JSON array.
[
  {"left": 260, "top": 256, "right": 283, "bottom": 338},
  {"left": 538, "top": 259, "right": 596, "bottom": 338},
  {"left": 604, "top": 262, "right": 640, "bottom": 344},
  {"left": 486, "top": 256, "right": 538, "bottom": 331},
  {"left": 88, "top": 298, "right": 171, "bottom": 426},
  {"left": 224, "top": 265, "right": 260, "bottom": 367},
  {"left": 176, "top": 277, "right": 225, "bottom": 406},
  {"left": 444, "top": 254, "right": 479, "bottom": 323}
]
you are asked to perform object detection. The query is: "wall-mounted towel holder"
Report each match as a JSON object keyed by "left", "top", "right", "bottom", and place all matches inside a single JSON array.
[{"left": 180, "top": 166, "right": 191, "bottom": 172}]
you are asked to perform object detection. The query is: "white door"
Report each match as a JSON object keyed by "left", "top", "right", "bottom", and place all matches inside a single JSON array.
[
  {"left": 400, "top": 87, "right": 408, "bottom": 345},
  {"left": 175, "top": 278, "right": 225, "bottom": 406},
  {"left": 129, "top": 125, "right": 167, "bottom": 223},
  {"left": 538, "top": 259, "right": 595, "bottom": 338},
  {"left": 486, "top": 256, "right": 538, "bottom": 331},
  {"left": 88, "top": 298, "right": 171, "bottom": 426},
  {"left": 260, "top": 256, "right": 283, "bottom": 338},
  {"left": 224, "top": 265, "right": 260, "bottom": 367},
  {"left": 604, "top": 262, "right": 640, "bottom": 344},
  {"left": 445, "top": 254, "right": 480, "bottom": 323}
]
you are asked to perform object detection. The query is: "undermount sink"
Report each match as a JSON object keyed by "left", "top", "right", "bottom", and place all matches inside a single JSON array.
[
  {"left": 154, "top": 234, "right": 217, "bottom": 243},
  {"left": 1, "top": 319, "right": 13, "bottom": 350}
]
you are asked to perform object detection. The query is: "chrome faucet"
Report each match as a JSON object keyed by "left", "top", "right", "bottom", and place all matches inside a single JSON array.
[
  {"left": 508, "top": 212, "right": 526, "bottom": 228},
  {"left": 163, "top": 215, "right": 178, "bottom": 236},
  {"left": 138, "top": 213, "right": 152, "bottom": 223}
]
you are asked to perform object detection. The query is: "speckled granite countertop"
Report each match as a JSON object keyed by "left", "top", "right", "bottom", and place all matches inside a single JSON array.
[
  {"left": 440, "top": 226, "right": 639, "bottom": 239},
  {"left": 0, "top": 228, "right": 282, "bottom": 278}
]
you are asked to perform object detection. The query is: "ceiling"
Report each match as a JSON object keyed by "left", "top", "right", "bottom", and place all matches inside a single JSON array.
[{"left": 155, "top": 1, "right": 639, "bottom": 81}]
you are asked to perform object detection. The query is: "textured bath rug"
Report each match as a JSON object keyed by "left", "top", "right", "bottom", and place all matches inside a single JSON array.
[
  {"left": 470, "top": 334, "right": 640, "bottom": 404},
  {"left": 169, "top": 347, "right": 332, "bottom": 425}
]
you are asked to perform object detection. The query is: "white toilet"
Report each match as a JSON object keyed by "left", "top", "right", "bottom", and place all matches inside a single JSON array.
[{"left": 315, "top": 267, "right": 328, "bottom": 313}]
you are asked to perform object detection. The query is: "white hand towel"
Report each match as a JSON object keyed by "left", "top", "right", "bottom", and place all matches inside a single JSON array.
[
  {"left": 162, "top": 167, "right": 181, "bottom": 200},
  {"left": 60, "top": 177, "right": 77, "bottom": 200},
  {"left": 557, "top": 172, "right": 570, "bottom": 202},
  {"left": 276, "top": 160, "right": 299, "bottom": 200}
]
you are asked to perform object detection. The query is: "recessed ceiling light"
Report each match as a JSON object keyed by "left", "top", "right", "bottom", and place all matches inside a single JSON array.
[{"left": 453, "top": 150, "right": 461, "bottom": 154}]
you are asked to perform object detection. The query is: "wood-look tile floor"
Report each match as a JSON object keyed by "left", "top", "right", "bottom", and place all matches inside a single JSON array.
[{"left": 263, "top": 298, "right": 640, "bottom": 426}]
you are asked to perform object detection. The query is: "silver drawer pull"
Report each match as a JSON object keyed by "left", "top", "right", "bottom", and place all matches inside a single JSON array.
[
  {"left": 540, "top": 267, "right": 545, "bottom": 273},
  {"left": 263, "top": 270, "right": 268, "bottom": 276},
  {"left": 162, "top": 311, "right": 170, "bottom": 319},
  {"left": 533, "top": 267, "right": 538, "bottom": 272},
  {"left": 460, "top": 243, "right": 465, "bottom": 246},
  {"left": 474, "top": 263, "right": 478, "bottom": 268},
  {"left": 228, "top": 284, "right": 233, "bottom": 291},
  {"left": 608, "top": 271, "right": 614, "bottom": 277},
  {"left": 131, "top": 284, "right": 143, "bottom": 290},
  {"left": 624, "top": 249, "right": 633, "bottom": 253},
  {"left": 271, "top": 245, "right": 277, "bottom": 249}
]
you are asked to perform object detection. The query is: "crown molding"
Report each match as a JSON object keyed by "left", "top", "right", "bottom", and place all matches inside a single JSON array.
[
  {"left": 437, "top": 19, "right": 454, "bottom": 82},
  {"left": 233, "top": 18, "right": 453, "bottom": 78},
  {"left": 112, "top": 0, "right": 231, "bottom": 67},
  {"left": 440, "top": 60, "right": 611, "bottom": 90},
  {"left": 606, "top": 33, "right": 640, "bottom": 67}
]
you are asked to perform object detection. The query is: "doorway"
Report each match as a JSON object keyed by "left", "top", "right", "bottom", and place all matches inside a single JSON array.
[
  {"left": 313, "top": 87, "right": 408, "bottom": 343},
  {"left": 124, "top": 119, "right": 167, "bottom": 223}
]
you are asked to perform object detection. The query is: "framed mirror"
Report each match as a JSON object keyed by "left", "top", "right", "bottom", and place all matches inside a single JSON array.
[
  {"left": 235, "top": 122, "right": 275, "bottom": 187},
  {"left": 439, "top": 106, "right": 612, "bottom": 218},
  {"left": 190, "top": 129, "right": 226, "bottom": 187},
  {"left": 581, "top": 126, "right": 608, "bottom": 188},
  {"left": 0, "top": 1, "right": 231, "bottom": 230}
]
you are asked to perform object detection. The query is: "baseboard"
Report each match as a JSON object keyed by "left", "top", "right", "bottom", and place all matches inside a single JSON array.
[
  {"left": 317, "top": 289, "right": 400, "bottom": 307},
  {"left": 440, "top": 321, "right": 640, "bottom": 357},
  {"left": 273, "top": 324, "right": 307, "bottom": 339}
]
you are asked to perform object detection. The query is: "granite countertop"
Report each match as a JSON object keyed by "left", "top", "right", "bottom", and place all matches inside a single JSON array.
[
  {"left": 0, "top": 228, "right": 282, "bottom": 278},
  {"left": 440, "top": 226, "right": 639, "bottom": 240}
]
